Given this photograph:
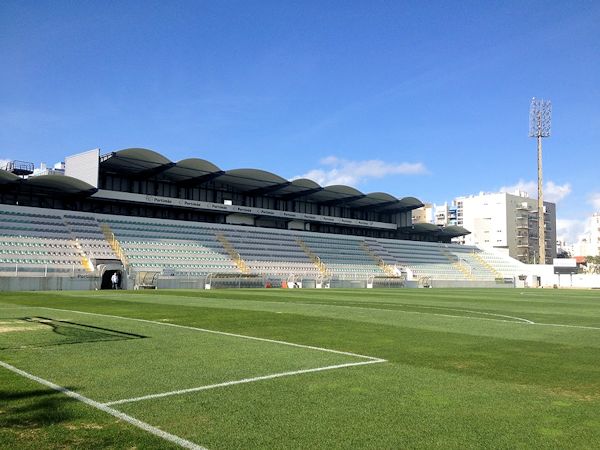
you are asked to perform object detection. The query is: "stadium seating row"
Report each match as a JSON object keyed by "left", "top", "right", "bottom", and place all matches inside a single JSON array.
[{"left": 0, "top": 204, "right": 526, "bottom": 281}]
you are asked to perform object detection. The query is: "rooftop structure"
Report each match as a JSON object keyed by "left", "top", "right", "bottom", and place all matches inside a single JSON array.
[{"left": 0, "top": 147, "right": 469, "bottom": 244}]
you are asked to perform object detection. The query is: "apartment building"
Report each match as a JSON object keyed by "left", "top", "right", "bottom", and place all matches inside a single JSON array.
[{"left": 453, "top": 191, "right": 556, "bottom": 264}]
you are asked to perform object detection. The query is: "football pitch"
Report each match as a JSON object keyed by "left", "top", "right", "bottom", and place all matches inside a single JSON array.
[{"left": 1, "top": 288, "right": 599, "bottom": 449}]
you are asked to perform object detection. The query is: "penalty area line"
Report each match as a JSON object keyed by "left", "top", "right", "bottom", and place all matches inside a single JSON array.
[
  {"left": 103, "top": 359, "right": 386, "bottom": 407},
  {"left": 0, "top": 360, "right": 207, "bottom": 450}
]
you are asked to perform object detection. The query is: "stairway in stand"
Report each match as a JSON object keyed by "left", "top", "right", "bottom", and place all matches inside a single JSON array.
[
  {"left": 215, "top": 233, "right": 250, "bottom": 274},
  {"left": 361, "top": 239, "right": 400, "bottom": 277},
  {"left": 295, "top": 238, "right": 331, "bottom": 277},
  {"left": 100, "top": 223, "right": 130, "bottom": 272},
  {"left": 440, "top": 246, "right": 473, "bottom": 280}
]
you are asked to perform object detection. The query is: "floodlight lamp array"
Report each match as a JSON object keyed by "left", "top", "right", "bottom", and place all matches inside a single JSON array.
[{"left": 529, "top": 97, "right": 552, "bottom": 138}]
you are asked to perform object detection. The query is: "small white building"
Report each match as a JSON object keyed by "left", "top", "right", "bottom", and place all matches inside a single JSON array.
[
  {"left": 32, "top": 161, "right": 65, "bottom": 177},
  {"left": 574, "top": 213, "right": 600, "bottom": 257},
  {"left": 591, "top": 213, "right": 600, "bottom": 256},
  {"left": 412, "top": 202, "right": 457, "bottom": 226}
]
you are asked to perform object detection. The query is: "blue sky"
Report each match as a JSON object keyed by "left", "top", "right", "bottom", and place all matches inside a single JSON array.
[{"left": 1, "top": 1, "right": 599, "bottom": 242}]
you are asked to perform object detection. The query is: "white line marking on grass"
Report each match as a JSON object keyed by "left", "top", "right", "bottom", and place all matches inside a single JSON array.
[
  {"left": 294, "top": 301, "right": 536, "bottom": 325},
  {"left": 9, "top": 303, "right": 600, "bottom": 331},
  {"left": 532, "top": 322, "right": 600, "bottom": 331},
  {"left": 32, "top": 306, "right": 384, "bottom": 361},
  {"left": 406, "top": 305, "right": 535, "bottom": 324},
  {"left": 104, "top": 359, "right": 385, "bottom": 406},
  {"left": 0, "top": 360, "right": 207, "bottom": 450}
]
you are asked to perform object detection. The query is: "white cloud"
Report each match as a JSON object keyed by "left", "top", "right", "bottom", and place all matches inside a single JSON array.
[
  {"left": 556, "top": 218, "right": 587, "bottom": 244},
  {"left": 499, "top": 180, "right": 536, "bottom": 196},
  {"left": 499, "top": 179, "right": 571, "bottom": 203},
  {"left": 589, "top": 192, "right": 600, "bottom": 211},
  {"left": 294, "top": 156, "right": 427, "bottom": 186},
  {"left": 320, "top": 156, "right": 340, "bottom": 166},
  {"left": 545, "top": 181, "right": 572, "bottom": 203}
]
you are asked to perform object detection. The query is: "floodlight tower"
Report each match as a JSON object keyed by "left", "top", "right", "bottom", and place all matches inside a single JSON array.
[{"left": 529, "top": 98, "right": 552, "bottom": 264}]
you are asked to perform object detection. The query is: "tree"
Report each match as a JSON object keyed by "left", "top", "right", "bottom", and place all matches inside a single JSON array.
[{"left": 585, "top": 256, "right": 600, "bottom": 274}]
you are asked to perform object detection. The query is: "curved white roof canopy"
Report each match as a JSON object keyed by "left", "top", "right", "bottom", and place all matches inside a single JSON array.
[{"left": 98, "top": 148, "right": 424, "bottom": 210}]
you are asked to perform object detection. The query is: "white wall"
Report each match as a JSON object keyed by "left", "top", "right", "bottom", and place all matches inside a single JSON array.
[{"left": 65, "top": 148, "right": 100, "bottom": 187}]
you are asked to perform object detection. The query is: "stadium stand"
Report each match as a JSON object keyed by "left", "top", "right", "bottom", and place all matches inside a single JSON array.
[
  {"left": 0, "top": 203, "right": 526, "bottom": 285},
  {"left": 100, "top": 216, "right": 239, "bottom": 276},
  {"left": 220, "top": 228, "right": 319, "bottom": 277},
  {"left": 0, "top": 149, "right": 528, "bottom": 289},
  {"left": 0, "top": 207, "right": 89, "bottom": 276},
  {"left": 63, "top": 214, "right": 118, "bottom": 261}
]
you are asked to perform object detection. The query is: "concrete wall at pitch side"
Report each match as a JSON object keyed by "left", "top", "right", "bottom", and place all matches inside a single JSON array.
[{"left": 0, "top": 276, "right": 100, "bottom": 292}]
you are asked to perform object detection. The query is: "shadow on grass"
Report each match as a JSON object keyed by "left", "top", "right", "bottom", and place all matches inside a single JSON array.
[{"left": 0, "top": 388, "right": 77, "bottom": 428}]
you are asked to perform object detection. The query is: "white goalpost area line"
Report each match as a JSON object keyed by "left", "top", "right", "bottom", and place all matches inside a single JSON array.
[
  {"left": 0, "top": 359, "right": 207, "bottom": 450},
  {"left": 104, "top": 359, "right": 385, "bottom": 406},
  {"left": 3, "top": 304, "right": 386, "bottom": 405}
]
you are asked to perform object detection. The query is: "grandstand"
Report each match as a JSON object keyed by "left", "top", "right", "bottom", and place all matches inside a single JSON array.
[{"left": 0, "top": 148, "right": 529, "bottom": 290}]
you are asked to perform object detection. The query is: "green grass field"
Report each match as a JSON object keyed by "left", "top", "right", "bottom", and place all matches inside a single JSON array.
[{"left": 1, "top": 288, "right": 599, "bottom": 449}]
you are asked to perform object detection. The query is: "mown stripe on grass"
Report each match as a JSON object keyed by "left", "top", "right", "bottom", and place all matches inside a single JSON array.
[{"left": 0, "top": 359, "right": 207, "bottom": 450}]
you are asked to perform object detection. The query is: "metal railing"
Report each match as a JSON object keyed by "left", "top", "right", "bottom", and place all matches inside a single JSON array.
[{"left": 0, "top": 263, "right": 89, "bottom": 277}]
